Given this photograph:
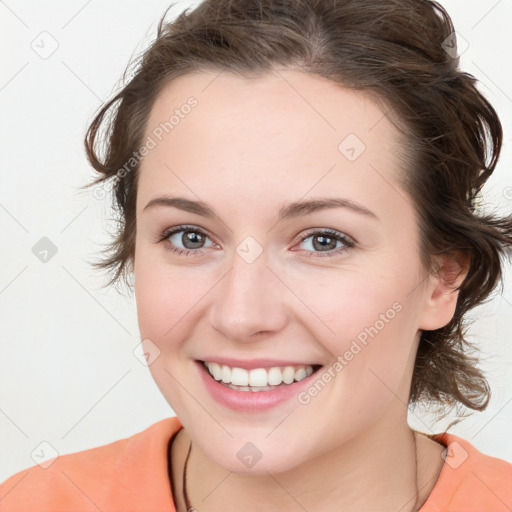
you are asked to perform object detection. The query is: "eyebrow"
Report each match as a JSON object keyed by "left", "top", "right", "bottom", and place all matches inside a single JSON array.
[{"left": 142, "top": 195, "right": 378, "bottom": 221}]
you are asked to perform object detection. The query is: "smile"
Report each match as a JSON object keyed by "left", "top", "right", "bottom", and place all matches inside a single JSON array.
[
  {"left": 199, "top": 360, "right": 322, "bottom": 398},
  {"left": 203, "top": 360, "right": 319, "bottom": 391},
  {"left": 196, "top": 358, "right": 324, "bottom": 411}
]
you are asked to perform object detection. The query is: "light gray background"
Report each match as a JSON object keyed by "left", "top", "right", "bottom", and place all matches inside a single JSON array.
[{"left": 1, "top": 0, "right": 511, "bottom": 481}]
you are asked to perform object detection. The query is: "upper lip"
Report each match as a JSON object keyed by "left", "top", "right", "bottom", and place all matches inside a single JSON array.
[{"left": 198, "top": 357, "right": 322, "bottom": 370}]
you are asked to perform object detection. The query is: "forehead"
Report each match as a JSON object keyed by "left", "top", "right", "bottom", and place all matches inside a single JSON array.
[{"left": 137, "top": 68, "right": 407, "bottom": 220}]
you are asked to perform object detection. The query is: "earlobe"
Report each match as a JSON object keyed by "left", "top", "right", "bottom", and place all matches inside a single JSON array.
[{"left": 418, "top": 253, "right": 469, "bottom": 331}]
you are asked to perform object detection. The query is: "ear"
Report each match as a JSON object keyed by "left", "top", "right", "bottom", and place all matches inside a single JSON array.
[{"left": 418, "top": 252, "right": 469, "bottom": 331}]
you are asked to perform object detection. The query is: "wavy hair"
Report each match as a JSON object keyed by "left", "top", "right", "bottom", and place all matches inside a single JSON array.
[{"left": 82, "top": 0, "right": 512, "bottom": 418}]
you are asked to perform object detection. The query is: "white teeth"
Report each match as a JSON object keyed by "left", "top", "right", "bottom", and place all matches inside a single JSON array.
[
  {"left": 282, "top": 366, "right": 295, "bottom": 384},
  {"left": 248, "top": 368, "right": 268, "bottom": 387},
  {"left": 221, "top": 364, "right": 230, "bottom": 383},
  {"left": 204, "top": 361, "right": 317, "bottom": 388},
  {"left": 231, "top": 367, "right": 249, "bottom": 386},
  {"left": 267, "top": 367, "right": 283, "bottom": 386},
  {"left": 295, "top": 367, "right": 307, "bottom": 381},
  {"left": 210, "top": 362, "right": 222, "bottom": 380}
]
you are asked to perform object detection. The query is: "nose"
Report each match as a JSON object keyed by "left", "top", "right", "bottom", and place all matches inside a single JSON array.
[{"left": 208, "top": 249, "right": 289, "bottom": 342}]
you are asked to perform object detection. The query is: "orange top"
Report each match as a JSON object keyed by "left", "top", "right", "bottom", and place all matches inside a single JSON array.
[{"left": 1, "top": 416, "right": 511, "bottom": 511}]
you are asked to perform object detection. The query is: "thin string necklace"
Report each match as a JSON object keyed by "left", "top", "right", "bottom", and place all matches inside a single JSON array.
[
  {"left": 181, "top": 432, "right": 420, "bottom": 512},
  {"left": 182, "top": 439, "right": 193, "bottom": 512}
]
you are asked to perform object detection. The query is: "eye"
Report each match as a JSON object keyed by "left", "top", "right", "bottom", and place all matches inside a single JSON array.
[
  {"left": 156, "top": 225, "right": 217, "bottom": 256},
  {"left": 155, "top": 225, "right": 355, "bottom": 258},
  {"left": 293, "top": 228, "right": 355, "bottom": 258}
]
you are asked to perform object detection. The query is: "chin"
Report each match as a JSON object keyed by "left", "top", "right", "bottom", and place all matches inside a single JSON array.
[{"left": 207, "top": 445, "right": 304, "bottom": 475}]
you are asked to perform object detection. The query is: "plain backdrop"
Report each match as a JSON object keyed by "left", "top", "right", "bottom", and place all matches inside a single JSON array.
[{"left": 1, "top": 0, "right": 511, "bottom": 482}]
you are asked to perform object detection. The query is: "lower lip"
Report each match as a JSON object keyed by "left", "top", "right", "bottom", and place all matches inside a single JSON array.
[{"left": 196, "top": 360, "right": 321, "bottom": 412}]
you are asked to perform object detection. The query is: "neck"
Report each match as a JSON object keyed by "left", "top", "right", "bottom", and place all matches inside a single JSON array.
[{"left": 173, "top": 419, "right": 432, "bottom": 512}]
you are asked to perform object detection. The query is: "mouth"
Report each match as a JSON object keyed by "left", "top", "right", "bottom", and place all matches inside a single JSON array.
[{"left": 198, "top": 359, "right": 323, "bottom": 392}]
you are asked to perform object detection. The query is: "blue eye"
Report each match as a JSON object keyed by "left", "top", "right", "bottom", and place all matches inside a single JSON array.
[{"left": 156, "top": 225, "right": 355, "bottom": 258}]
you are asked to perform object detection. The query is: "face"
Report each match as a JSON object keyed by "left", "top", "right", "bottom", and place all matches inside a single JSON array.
[{"left": 133, "top": 68, "right": 455, "bottom": 474}]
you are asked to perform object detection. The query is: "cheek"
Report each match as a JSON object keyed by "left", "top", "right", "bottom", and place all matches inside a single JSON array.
[
  {"left": 292, "top": 268, "right": 408, "bottom": 346},
  {"left": 133, "top": 244, "right": 199, "bottom": 344},
  {"left": 133, "top": 247, "right": 203, "bottom": 409},
  {"left": 294, "top": 268, "right": 418, "bottom": 404}
]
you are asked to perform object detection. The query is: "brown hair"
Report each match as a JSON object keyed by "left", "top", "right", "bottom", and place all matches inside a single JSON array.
[{"left": 83, "top": 0, "right": 512, "bottom": 417}]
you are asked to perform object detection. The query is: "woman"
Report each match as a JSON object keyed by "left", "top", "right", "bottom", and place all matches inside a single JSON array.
[{"left": 1, "top": 0, "right": 511, "bottom": 510}]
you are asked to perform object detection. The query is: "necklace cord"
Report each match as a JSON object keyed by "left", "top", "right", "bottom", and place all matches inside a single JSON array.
[
  {"left": 182, "top": 432, "right": 420, "bottom": 512},
  {"left": 183, "top": 440, "right": 193, "bottom": 511}
]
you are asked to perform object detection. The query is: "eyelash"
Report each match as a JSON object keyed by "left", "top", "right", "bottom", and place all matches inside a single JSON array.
[
  {"left": 156, "top": 225, "right": 356, "bottom": 258},
  {"left": 155, "top": 224, "right": 356, "bottom": 259}
]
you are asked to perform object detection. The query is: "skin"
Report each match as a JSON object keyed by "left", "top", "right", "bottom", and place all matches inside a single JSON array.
[{"left": 132, "top": 68, "right": 464, "bottom": 512}]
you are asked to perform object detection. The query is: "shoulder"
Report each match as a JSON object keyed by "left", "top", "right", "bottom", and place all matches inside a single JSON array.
[
  {"left": 0, "top": 416, "right": 182, "bottom": 512},
  {"left": 420, "top": 432, "right": 512, "bottom": 512}
]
